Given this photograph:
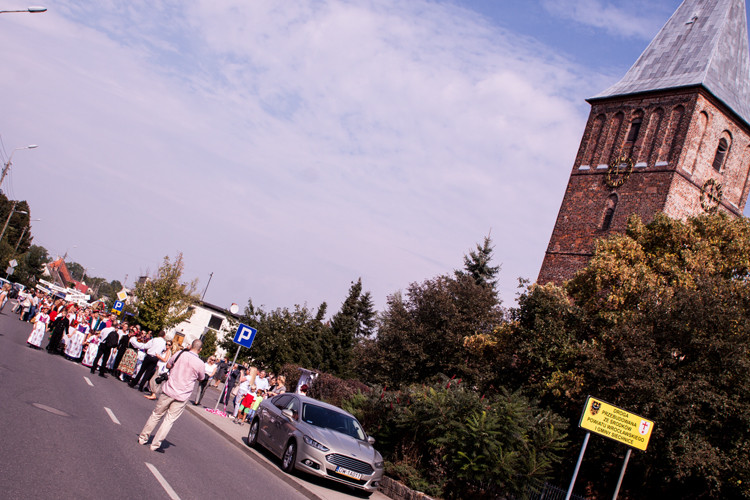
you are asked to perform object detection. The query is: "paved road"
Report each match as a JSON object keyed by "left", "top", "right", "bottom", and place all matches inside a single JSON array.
[{"left": 0, "top": 309, "right": 312, "bottom": 500}]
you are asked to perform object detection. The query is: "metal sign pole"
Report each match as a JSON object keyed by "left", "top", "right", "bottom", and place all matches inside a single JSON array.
[
  {"left": 566, "top": 431, "right": 590, "bottom": 500},
  {"left": 612, "top": 448, "right": 632, "bottom": 500},
  {"left": 214, "top": 346, "right": 241, "bottom": 411}
]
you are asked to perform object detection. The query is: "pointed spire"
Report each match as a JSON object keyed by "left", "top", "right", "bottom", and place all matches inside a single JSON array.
[{"left": 591, "top": 0, "right": 750, "bottom": 125}]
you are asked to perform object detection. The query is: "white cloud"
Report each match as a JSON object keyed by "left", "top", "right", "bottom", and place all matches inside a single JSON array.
[
  {"left": 0, "top": 0, "right": 602, "bottom": 312},
  {"left": 541, "top": 0, "right": 669, "bottom": 40}
]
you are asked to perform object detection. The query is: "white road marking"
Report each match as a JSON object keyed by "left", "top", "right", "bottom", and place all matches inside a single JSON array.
[
  {"left": 104, "top": 407, "right": 121, "bottom": 425},
  {"left": 145, "top": 462, "right": 181, "bottom": 500},
  {"left": 84, "top": 376, "right": 94, "bottom": 386}
]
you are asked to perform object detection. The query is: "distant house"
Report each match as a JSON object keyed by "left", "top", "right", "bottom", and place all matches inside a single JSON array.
[
  {"left": 43, "top": 258, "right": 89, "bottom": 294},
  {"left": 165, "top": 301, "right": 238, "bottom": 355}
]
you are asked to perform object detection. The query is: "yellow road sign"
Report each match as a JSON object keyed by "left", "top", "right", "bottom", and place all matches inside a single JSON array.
[{"left": 579, "top": 396, "right": 654, "bottom": 451}]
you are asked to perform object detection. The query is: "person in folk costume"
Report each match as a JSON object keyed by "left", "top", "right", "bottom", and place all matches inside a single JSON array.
[
  {"left": 64, "top": 319, "right": 89, "bottom": 361},
  {"left": 113, "top": 324, "right": 134, "bottom": 378},
  {"left": 89, "top": 310, "right": 105, "bottom": 333},
  {"left": 46, "top": 307, "right": 70, "bottom": 355},
  {"left": 27, "top": 306, "right": 51, "bottom": 349},
  {"left": 117, "top": 328, "right": 141, "bottom": 382},
  {"left": 81, "top": 329, "right": 102, "bottom": 368}
]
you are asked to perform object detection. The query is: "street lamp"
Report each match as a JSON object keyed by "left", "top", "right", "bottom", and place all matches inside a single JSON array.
[
  {"left": 14, "top": 218, "right": 40, "bottom": 252},
  {"left": 0, "top": 144, "right": 38, "bottom": 187},
  {"left": 0, "top": 6, "right": 47, "bottom": 14}
]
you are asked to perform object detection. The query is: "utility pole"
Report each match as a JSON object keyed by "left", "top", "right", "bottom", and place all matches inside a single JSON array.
[
  {"left": 201, "top": 272, "right": 213, "bottom": 301},
  {"left": 0, "top": 201, "right": 18, "bottom": 243}
]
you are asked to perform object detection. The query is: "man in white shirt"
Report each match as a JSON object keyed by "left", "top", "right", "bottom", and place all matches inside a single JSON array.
[
  {"left": 139, "top": 340, "right": 205, "bottom": 452},
  {"left": 90, "top": 323, "right": 120, "bottom": 377},
  {"left": 255, "top": 370, "right": 270, "bottom": 392},
  {"left": 129, "top": 330, "right": 168, "bottom": 392}
]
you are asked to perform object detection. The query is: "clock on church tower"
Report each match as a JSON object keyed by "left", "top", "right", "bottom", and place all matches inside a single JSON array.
[{"left": 538, "top": 0, "right": 750, "bottom": 285}]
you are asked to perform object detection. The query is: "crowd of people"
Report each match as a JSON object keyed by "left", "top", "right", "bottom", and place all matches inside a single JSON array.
[
  {"left": 211, "top": 362, "right": 290, "bottom": 422},
  {"left": 12, "top": 286, "right": 297, "bottom": 451},
  {"left": 17, "top": 287, "right": 289, "bottom": 410}
]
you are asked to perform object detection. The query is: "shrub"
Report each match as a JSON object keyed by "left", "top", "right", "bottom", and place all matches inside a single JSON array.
[
  {"left": 344, "top": 377, "right": 569, "bottom": 499},
  {"left": 308, "top": 371, "right": 369, "bottom": 407}
]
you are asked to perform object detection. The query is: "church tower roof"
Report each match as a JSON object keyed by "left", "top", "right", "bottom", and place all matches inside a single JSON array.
[{"left": 591, "top": 0, "right": 750, "bottom": 125}]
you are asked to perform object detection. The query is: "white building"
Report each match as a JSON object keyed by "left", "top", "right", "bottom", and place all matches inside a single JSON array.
[{"left": 165, "top": 301, "right": 239, "bottom": 355}]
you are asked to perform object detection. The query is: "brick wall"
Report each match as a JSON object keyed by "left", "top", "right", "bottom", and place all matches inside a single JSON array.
[{"left": 538, "top": 87, "right": 750, "bottom": 285}]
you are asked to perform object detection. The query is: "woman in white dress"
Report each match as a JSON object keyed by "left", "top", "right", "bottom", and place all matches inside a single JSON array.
[
  {"left": 81, "top": 330, "right": 101, "bottom": 367},
  {"left": 27, "top": 306, "right": 50, "bottom": 349},
  {"left": 64, "top": 320, "right": 88, "bottom": 361}
]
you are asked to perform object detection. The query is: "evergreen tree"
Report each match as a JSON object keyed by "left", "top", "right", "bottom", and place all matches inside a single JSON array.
[
  {"left": 326, "top": 278, "right": 376, "bottom": 376},
  {"left": 200, "top": 329, "right": 218, "bottom": 358},
  {"left": 456, "top": 235, "right": 500, "bottom": 292}
]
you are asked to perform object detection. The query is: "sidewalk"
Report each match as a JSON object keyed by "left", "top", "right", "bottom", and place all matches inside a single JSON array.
[{"left": 185, "top": 384, "right": 389, "bottom": 500}]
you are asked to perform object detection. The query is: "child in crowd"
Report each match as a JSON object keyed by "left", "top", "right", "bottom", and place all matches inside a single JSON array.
[
  {"left": 248, "top": 389, "right": 265, "bottom": 422},
  {"left": 234, "top": 385, "right": 257, "bottom": 425}
]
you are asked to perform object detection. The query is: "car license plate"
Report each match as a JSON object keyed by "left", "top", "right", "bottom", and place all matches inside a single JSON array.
[{"left": 335, "top": 466, "right": 362, "bottom": 480}]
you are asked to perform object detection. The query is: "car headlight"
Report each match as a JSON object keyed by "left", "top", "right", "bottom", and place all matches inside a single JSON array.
[
  {"left": 374, "top": 460, "right": 384, "bottom": 469},
  {"left": 303, "top": 435, "right": 329, "bottom": 452}
]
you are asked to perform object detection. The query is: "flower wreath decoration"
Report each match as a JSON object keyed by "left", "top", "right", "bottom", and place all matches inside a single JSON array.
[
  {"left": 605, "top": 155, "right": 634, "bottom": 188},
  {"left": 700, "top": 178, "right": 723, "bottom": 213}
]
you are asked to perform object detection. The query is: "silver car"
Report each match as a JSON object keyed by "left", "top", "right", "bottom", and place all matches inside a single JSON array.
[{"left": 247, "top": 393, "right": 384, "bottom": 494}]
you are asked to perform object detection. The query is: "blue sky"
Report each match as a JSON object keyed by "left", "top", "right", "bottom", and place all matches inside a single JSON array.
[{"left": 0, "top": 0, "right": 742, "bottom": 315}]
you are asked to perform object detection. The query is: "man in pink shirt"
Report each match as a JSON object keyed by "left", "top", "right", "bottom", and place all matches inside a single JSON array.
[{"left": 138, "top": 339, "right": 205, "bottom": 452}]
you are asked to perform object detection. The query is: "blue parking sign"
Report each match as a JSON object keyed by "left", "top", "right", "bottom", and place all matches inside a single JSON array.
[
  {"left": 233, "top": 323, "right": 257, "bottom": 349},
  {"left": 113, "top": 301, "right": 124, "bottom": 311}
]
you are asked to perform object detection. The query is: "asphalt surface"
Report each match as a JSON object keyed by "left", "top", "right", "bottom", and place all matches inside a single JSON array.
[{"left": 0, "top": 306, "right": 315, "bottom": 500}]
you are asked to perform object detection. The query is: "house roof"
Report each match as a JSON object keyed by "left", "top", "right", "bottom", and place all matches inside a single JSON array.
[
  {"left": 590, "top": 0, "right": 750, "bottom": 125},
  {"left": 47, "top": 258, "right": 73, "bottom": 285},
  {"left": 46, "top": 258, "right": 89, "bottom": 293}
]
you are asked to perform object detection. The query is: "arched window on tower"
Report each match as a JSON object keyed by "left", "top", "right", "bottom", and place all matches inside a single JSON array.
[
  {"left": 626, "top": 117, "right": 642, "bottom": 143},
  {"left": 601, "top": 194, "right": 618, "bottom": 231},
  {"left": 712, "top": 137, "right": 730, "bottom": 172}
]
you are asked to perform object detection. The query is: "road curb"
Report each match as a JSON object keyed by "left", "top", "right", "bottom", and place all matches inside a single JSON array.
[{"left": 186, "top": 404, "right": 325, "bottom": 500}]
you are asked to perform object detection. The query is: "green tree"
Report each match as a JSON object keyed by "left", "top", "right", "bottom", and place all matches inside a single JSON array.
[
  {"left": 218, "top": 299, "right": 329, "bottom": 372},
  {"left": 358, "top": 273, "right": 503, "bottom": 387},
  {"left": 324, "top": 278, "right": 376, "bottom": 376},
  {"left": 97, "top": 279, "right": 123, "bottom": 301},
  {"left": 472, "top": 213, "right": 750, "bottom": 499},
  {"left": 65, "top": 261, "right": 85, "bottom": 281},
  {"left": 133, "top": 253, "right": 199, "bottom": 332},
  {"left": 12, "top": 244, "right": 50, "bottom": 287},
  {"left": 201, "top": 329, "right": 218, "bottom": 358},
  {"left": 0, "top": 194, "right": 32, "bottom": 271},
  {"left": 455, "top": 235, "right": 500, "bottom": 292}
]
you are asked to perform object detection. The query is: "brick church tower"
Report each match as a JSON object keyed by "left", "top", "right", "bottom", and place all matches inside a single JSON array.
[{"left": 538, "top": 0, "right": 750, "bottom": 285}]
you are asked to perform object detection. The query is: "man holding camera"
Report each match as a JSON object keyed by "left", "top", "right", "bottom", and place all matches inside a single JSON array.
[{"left": 138, "top": 339, "right": 205, "bottom": 452}]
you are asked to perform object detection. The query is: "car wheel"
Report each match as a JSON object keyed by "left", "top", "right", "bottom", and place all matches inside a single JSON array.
[
  {"left": 247, "top": 419, "right": 259, "bottom": 448},
  {"left": 281, "top": 440, "right": 297, "bottom": 473}
]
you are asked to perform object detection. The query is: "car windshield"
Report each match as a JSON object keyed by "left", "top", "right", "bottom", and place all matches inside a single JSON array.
[{"left": 301, "top": 403, "right": 366, "bottom": 440}]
